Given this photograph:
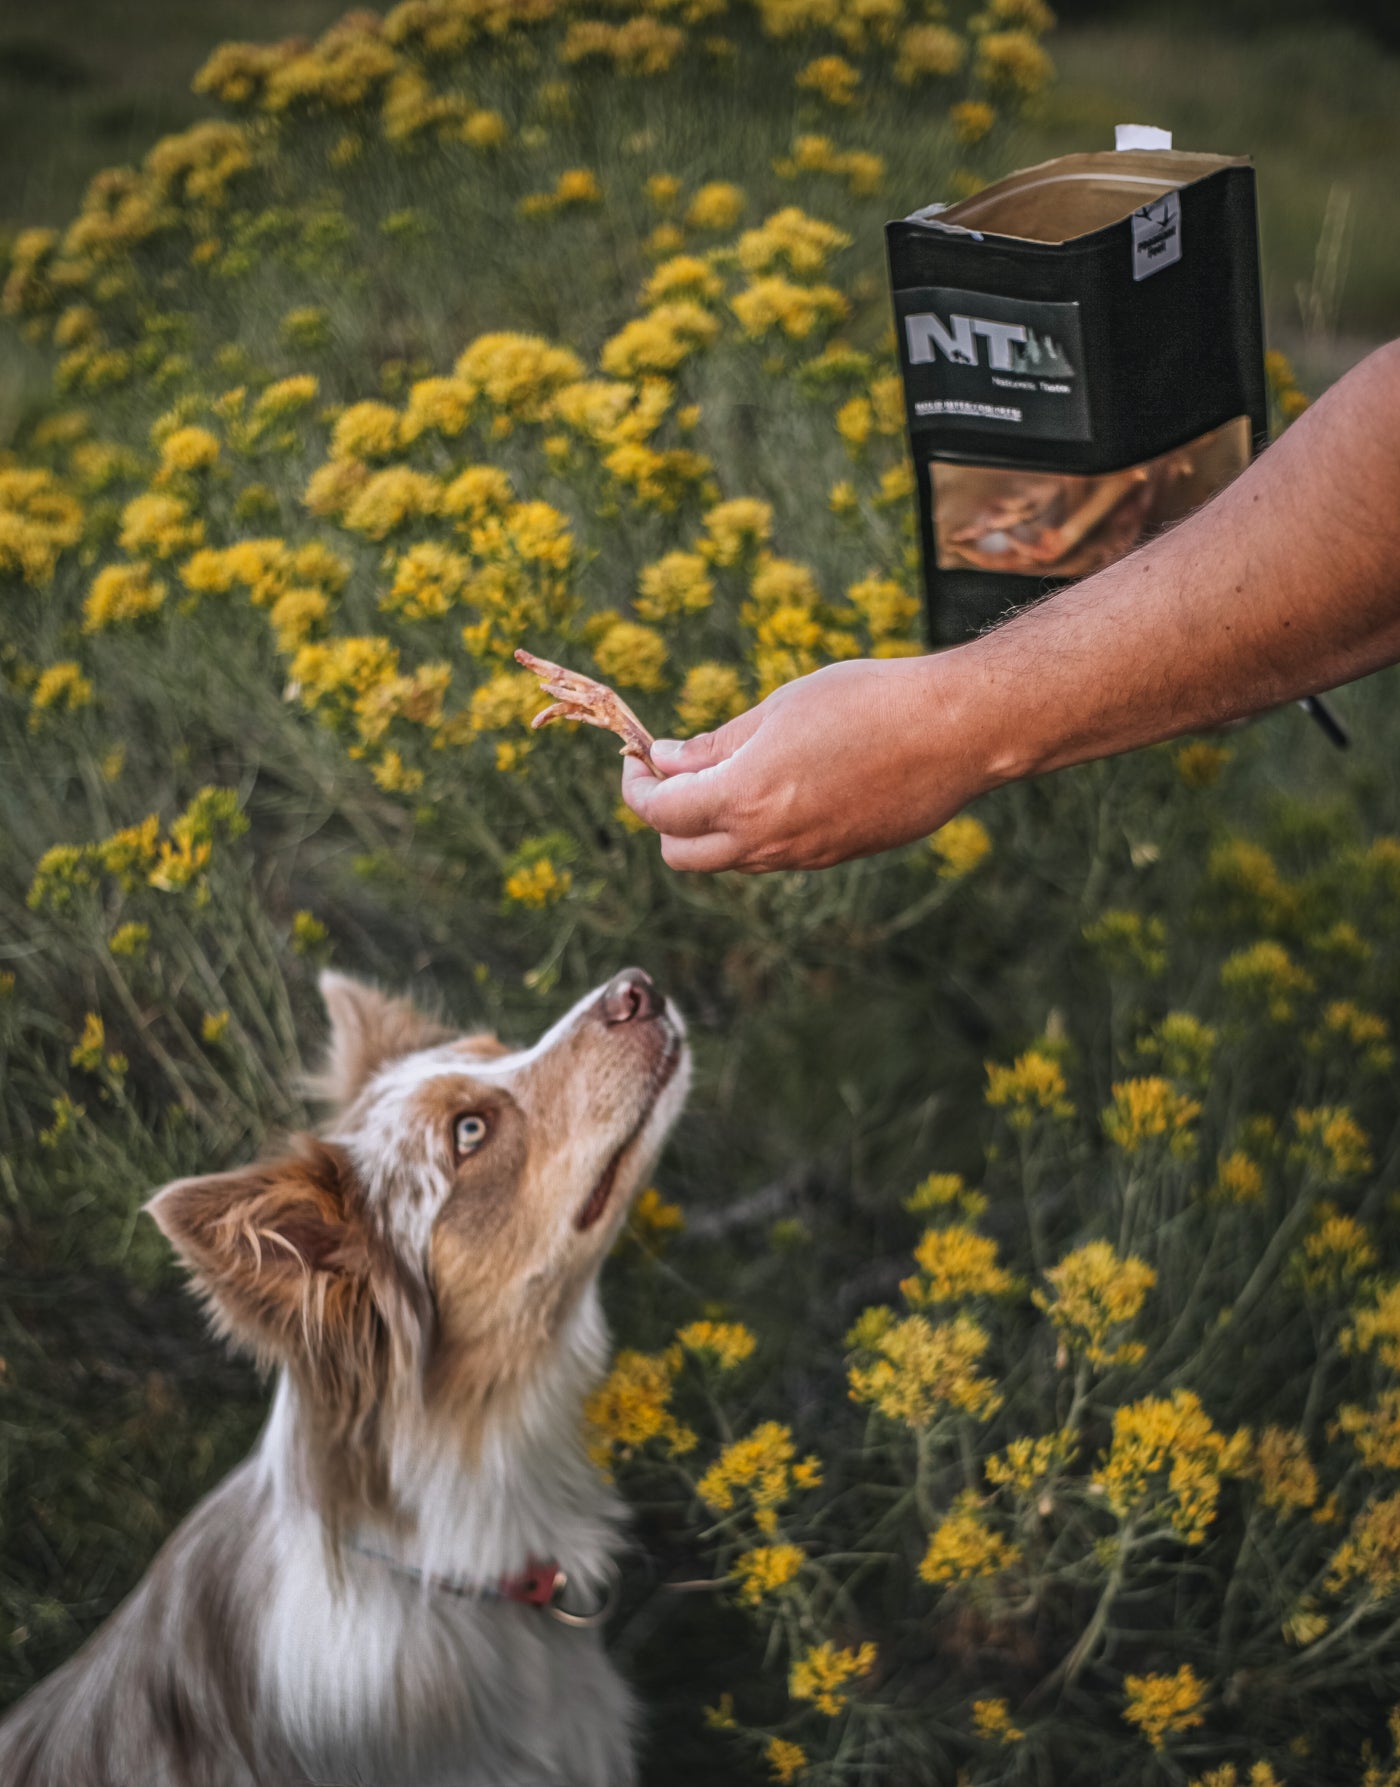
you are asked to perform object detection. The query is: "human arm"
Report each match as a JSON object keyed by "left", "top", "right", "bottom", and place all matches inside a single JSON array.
[{"left": 621, "top": 340, "right": 1400, "bottom": 873}]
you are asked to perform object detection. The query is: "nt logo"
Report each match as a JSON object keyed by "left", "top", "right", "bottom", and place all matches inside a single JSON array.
[{"left": 905, "top": 310, "right": 1075, "bottom": 379}]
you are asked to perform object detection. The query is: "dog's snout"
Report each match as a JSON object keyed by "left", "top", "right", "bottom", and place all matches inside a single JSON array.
[{"left": 599, "top": 967, "right": 663, "bottom": 1025}]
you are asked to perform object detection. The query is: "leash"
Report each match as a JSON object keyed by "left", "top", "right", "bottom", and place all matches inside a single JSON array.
[{"left": 346, "top": 1539, "right": 621, "bottom": 1629}]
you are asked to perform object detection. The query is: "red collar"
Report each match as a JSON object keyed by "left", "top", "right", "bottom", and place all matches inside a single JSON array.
[
  {"left": 497, "top": 1559, "right": 566, "bottom": 1608},
  {"left": 348, "top": 1541, "right": 616, "bottom": 1626}
]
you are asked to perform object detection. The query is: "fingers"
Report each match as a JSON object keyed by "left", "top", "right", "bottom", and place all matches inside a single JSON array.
[
  {"left": 621, "top": 754, "right": 732, "bottom": 839},
  {"left": 659, "top": 830, "right": 745, "bottom": 873},
  {"left": 649, "top": 702, "right": 765, "bottom": 776}
]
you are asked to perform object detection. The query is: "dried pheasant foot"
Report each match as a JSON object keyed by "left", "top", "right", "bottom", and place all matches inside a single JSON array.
[{"left": 514, "top": 648, "right": 658, "bottom": 772}]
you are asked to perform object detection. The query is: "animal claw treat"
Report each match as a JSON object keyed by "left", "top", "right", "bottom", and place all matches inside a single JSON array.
[{"left": 514, "top": 649, "right": 657, "bottom": 772}]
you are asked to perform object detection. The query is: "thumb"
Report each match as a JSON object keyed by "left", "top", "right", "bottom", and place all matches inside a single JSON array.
[{"left": 649, "top": 703, "right": 764, "bottom": 777}]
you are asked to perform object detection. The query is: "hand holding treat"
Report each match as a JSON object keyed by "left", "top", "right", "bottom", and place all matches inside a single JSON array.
[{"left": 514, "top": 648, "right": 658, "bottom": 772}]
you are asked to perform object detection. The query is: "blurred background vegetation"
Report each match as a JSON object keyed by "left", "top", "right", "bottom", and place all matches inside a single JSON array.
[{"left": 1, "top": 0, "right": 1396, "bottom": 442}]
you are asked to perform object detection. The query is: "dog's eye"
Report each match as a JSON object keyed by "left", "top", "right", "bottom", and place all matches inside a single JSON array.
[{"left": 453, "top": 1113, "right": 489, "bottom": 1159}]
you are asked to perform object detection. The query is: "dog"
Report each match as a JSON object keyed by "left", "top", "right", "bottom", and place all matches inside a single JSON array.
[{"left": 0, "top": 965, "right": 690, "bottom": 1786}]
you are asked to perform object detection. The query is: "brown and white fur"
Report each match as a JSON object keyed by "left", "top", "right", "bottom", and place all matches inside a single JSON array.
[{"left": 0, "top": 966, "right": 690, "bottom": 1787}]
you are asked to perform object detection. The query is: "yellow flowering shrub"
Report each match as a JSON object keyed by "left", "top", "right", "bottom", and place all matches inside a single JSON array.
[{"left": 6, "top": 3, "right": 1399, "bottom": 1780}]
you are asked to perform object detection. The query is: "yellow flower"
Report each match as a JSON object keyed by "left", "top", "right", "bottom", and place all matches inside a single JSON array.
[
  {"left": 701, "top": 496, "right": 773, "bottom": 566},
  {"left": 686, "top": 181, "right": 745, "bottom": 232},
  {"left": 848, "top": 1312, "right": 1001, "bottom": 1427},
  {"left": 895, "top": 24, "right": 966, "bottom": 83},
  {"left": 503, "top": 858, "right": 571, "bottom": 909},
  {"left": 1249, "top": 1426, "right": 1319, "bottom": 1514},
  {"left": 929, "top": 815, "right": 992, "bottom": 879},
  {"left": 1208, "top": 837, "right": 1297, "bottom": 930},
  {"left": 109, "top": 921, "right": 151, "bottom": 959},
  {"left": 676, "top": 662, "right": 747, "bottom": 735},
  {"left": 734, "top": 1543, "right": 805, "bottom": 1605},
  {"left": 789, "top": 1640, "right": 876, "bottom": 1716},
  {"left": 70, "top": 1012, "right": 106, "bottom": 1072},
  {"left": 442, "top": 464, "right": 515, "bottom": 522},
  {"left": 592, "top": 620, "right": 667, "bottom": 693},
  {"left": 269, "top": 587, "right": 329, "bottom": 653},
  {"left": 846, "top": 574, "right": 917, "bottom": 639},
  {"left": 83, "top": 562, "right": 166, "bottom": 633},
  {"left": 677, "top": 1321, "right": 757, "bottom": 1370},
  {"left": 1294, "top": 1203, "right": 1377, "bottom": 1294},
  {"left": 732, "top": 275, "right": 849, "bottom": 341},
  {"left": 400, "top": 376, "right": 475, "bottom": 443},
  {"left": 456, "top": 332, "right": 585, "bottom": 422},
  {"left": 290, "top": 911, "right": 328, "bottom": 955},
  {"left": 1103, "top": 1077, "right": 1201, "bottom": 1157},
  {"left": 157, "top": 425, "right": 220, "bottom": 477},
  {"left": 30, "top": 661, "right": 94, "bottom": 723},
  {"left": 906, "top": 1224, "right": 1014, "bottom": 1305},
  {"left": 201, "top": 1009, "right": 231, "bottom": 1045},
  {"left": 795, "top": 54, "right": 859, "bottom": 105},
  {"left": 555, "top": 167, "right": 604, "bottom": 207},
  {"left": 703, "top": 1692, "right": 735, "bottom": 1730},
  {"left": 469, "top": 669, "right": 543, "bottom": 735},
  {"left": 119, "top": 491, "right": 204, "bottom": 559},
  {"left": 381, "top": 542, "right": 471, "bottom": 620},
  {"left": 1095, "top": 1390, "right": 1243, "bottom": 1544},
  {"left": 1138, "top": 1011, "right": 1217, "bottom": 1083},
  {"left": 251, "top": 373, "right": 318, "bottom": 424},
  {"left": 626, "top": 1186, "right": 685, "bottom": 1246},
  {"left": 460, "top": 110, "right": 507, "bottom": 150},
  {"left": 1035, "top": 1241, "right": 1156, "bottom": 1368},
  {"left": 920, "top": 1492, "right": 1020, "bottom": 1585},
  {"left": 1083, "top": 909, "right": 1167, "bottom": 977},
  {"left": 1220, "top": 940, "right": 1314, "bottom": 1023},
  {"left": 1213, "top": 1151, "right": 1265, "bottom": 1204},
  {"left": 641, "top": 255, "right": 724, "bottom": 308},
  {"left": 331, "top": 400, "right": 402, "bottom": 461},
  {"left": 645, "top": 173, "right": 682, "bottom": 211},
  {"left": 1325, "top": 1494, "right": 1400, "bottom": 1599},
  {"left": 1123, "top": 1665, "right": 1207, "bottom": 1749},
  {"left": 1290, "top": 1106, "right": 1373, "bottom": 1180},
  {"left": 561, "top": 19, "right": 684, "bottom": 76},
  {"left": 739, "top": 208, "right": 852, "bottom": 280},
  {"left": 972, "top": 1697, "right": 1024, "bottom": 1743},
  {"left": 697, "top": 1421, "right": 817, "bottom": 1529},
  {"left": 985, "top": 1432, "right": 1074, "bottom": 1495},
  {"left": 765, "top": 1737, "right": 807, "bottom": 1784},
  {"left": 39, "top": 1095, "right": 85, "bottom": 1149},
  {"left": 584, "top": 1348, "right": 696, "bottom": 1467},
  {"left": 342, "top": 465, "right": 441, "bottom": 539},
  {"left": 1345, "top": 1283, "right": 1400, "bottom": 1372},
  {"left": 1175, "top": 739, "right": 1232, "bottom": 787},
  {"left": 951, "top": 100, "right": 997, "bottom": 144},
  {"left": 97, "top": 815, "right": 160, "bottom": 890},
  {"left": 836, "top": 394, "right": 873, "bottom": 451},
  {"left": 1319, "top": 1000, "right": 1393, "bottom": 1070},
  {"left": 985, "top": 1050, "right": 1072, "bottom": 1127},
  {"left": 635, "top": 550, "right": 714, "bottom": 622},
  {"left": 601, "top": 302, "right": 719, "bottom": 379},
  {"left": 975, "top": 29, "right": 1055, "bottom": 96}
]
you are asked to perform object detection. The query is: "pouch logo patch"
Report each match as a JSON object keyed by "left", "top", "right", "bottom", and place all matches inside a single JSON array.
[{"left": 894, "top": 285, "right": 1091, "bottom": 443}]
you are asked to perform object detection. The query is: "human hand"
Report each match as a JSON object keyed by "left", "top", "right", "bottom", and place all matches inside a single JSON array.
[{"left": 620, "top": 654, "right": 990, "bottom": 872}]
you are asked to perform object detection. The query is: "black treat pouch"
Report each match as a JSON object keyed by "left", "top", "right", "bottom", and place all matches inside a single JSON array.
[{"left": 886, "top": 148, "right": 1269, "bottom": 644}]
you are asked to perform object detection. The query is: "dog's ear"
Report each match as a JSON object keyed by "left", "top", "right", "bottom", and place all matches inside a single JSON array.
[
  {"left": 313, "top": 971, "right": 455, "bottom": 1105},
  {"left": 145, "top": 1137, "right": 381, "bottom": 1365}
]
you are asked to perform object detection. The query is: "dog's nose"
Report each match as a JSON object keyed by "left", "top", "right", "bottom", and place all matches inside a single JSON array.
[{"left": 600, "top": 967, "right": 663, "bottom": 1025}]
